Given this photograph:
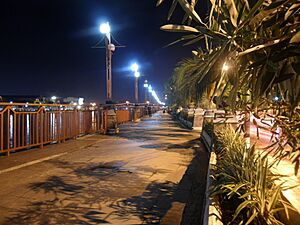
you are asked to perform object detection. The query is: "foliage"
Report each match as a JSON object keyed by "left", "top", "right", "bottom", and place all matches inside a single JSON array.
[
  {"left": 211, "top": 126, "right": 295, "bottom": 225},
  {"left": 158, "top": 0, "right": 300, "bottom": 173}
]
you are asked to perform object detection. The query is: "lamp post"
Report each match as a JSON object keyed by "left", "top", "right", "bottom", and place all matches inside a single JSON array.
[
  {"left": 134, "top": 71, "right": 140, "bottom": 103},
  {"left": 131, "top": 63, "right": 140, "bottom": 103},
  {"left": 100, "top": 22, "right": 115, "bottom": 103},
  {"left": 143, "top": 80, "right": 148, "bottom": 102}
]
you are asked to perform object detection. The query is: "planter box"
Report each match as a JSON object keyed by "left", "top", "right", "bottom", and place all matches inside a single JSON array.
[{"left": 203, "top": 152, "right": 223, "bottom": 225}]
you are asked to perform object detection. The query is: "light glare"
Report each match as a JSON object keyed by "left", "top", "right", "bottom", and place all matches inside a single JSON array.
[
  {"left": 222, "top": 63, "right": 229, "bottom": 71},
  {"left": 99, "top": 22, "right": 110, "bottom": 34},
  {"left": 134, "top": 71, "right": 140, "bottom": 78},
  {"left": 131, "top": 63, "right": 139, "bottom": 72}
]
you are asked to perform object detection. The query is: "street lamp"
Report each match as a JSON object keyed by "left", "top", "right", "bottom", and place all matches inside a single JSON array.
[
  {"left": 100, "top": 22, "right": 115, "bottom": 103},
  {"left": 131, "top": 63, "right": 140, "bottom": 103},
  {"left": 130, "top": 63, "right": 139, "bottom": 73},
  {"left": 144, "top": 80, "right": 148, "bottom": 102},
  {"left": 134, "top": 71, "right": 140, "bottom": 103}
]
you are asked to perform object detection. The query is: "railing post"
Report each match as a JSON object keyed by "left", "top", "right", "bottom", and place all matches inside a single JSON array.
[
  {"left": 63, "top": 108, "right": 66, "bottom": 142},
  {"left": 13, "top": 110, "right": 16, "bottom": 151},
  {"left": 7, "top": 108, "right": 10, "bottom": 156},
  {"left": 40, "top": 107, "right": 44, "bottom": 149}
]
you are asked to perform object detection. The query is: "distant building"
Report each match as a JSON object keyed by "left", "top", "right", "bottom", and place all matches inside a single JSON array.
[
  {"left": 0, "top": 95, "right": 43, "bottom": 103},
  {"left": 0, "top": 95, "right": 85, "bottom": 105}
]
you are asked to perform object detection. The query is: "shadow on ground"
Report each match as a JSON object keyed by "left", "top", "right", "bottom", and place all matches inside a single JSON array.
[
  {"left": 4, "top": 150, "right": 208, "bottom": 225},
  {"left": 3, "top": 113, "right": 208, "bottom": 225},
  {"left": 116, "top": 114, "right": 193, "bottom": 142}
]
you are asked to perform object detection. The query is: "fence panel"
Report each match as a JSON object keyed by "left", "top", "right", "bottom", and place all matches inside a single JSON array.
[{"left": 0, "top": 103, "right": 105, "bottom": 155}]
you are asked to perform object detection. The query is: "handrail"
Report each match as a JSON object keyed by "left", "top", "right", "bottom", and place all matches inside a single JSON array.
[{"left": 0, "top": 102, "right": 159, "bottom": 156}]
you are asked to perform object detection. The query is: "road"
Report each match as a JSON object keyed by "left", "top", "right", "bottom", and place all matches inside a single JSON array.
[{"left": 0, "top": 111, "right": 208, "bottom": 225}]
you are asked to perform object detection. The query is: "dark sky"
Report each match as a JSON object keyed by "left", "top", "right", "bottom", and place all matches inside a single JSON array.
[{"left": 0, "top": 0, "right": 197, "bottom": 103}]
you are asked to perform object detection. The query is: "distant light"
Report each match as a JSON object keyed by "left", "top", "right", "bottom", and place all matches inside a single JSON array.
[
  {"left": 90, "top": 102, "right": 96, "bottom": 107},
  {"left": 9, "top": 101, "right": 13, "bottom": 104},
  {"left": 78, "top": 98, "right": 84, "bottom": 106},
  {"left": 99, "top": 22, "right": 110, "bottom": 34},
  {"left": 125, "top": 101, "right": 130, "bottom": 104},
  {"left": 222, "top": 62, "right": 229, "bottom": 71},
  {"left": 151, "top": 90, "right": 164, "bottom": 105},
  {"left": 51, "top": 96, "right": 57, "bottom": 101},
  {"left": 73, "top": 102, "right": 78, "bottom": 106},
  {"left": 134, "top": 71, "right": 140, "bottom": 78},
  {"left": 274, "top": 96, "right": 279, "bottom": 101},
  {"left": 131, "top": 63, "right": 139, "bottom": 72},
  {"left": 146, "top": 101, "right": 150, "bottom": 104},
  {"left": 144, "top": 80, "right": 148, "bottom": 88}
]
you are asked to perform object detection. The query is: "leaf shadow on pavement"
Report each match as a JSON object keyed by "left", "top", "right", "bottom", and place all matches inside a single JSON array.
[
  {"left": 110, "top": 146, "right": 209, "bottom": 225},
  {"left": 111, "top": 181, "right": 177, "bottom": 224},
  {"left": 2, "top": 160, "right": 174, "bottom": 225},
  {"left": 3, "top": 147, "right": 208, "bottom": 225},
  {"left": 3, "top": 113, "right": 208, "bottom": 225}
]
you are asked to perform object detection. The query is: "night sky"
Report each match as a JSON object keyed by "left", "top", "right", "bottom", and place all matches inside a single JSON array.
[{"left": 0, "top": 0, "right": 196, "bottom": 103}]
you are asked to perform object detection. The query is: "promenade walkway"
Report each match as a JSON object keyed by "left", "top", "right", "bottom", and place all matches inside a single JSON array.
[{"left": 0, "top": 111, "right": 208, "bottom": 225}]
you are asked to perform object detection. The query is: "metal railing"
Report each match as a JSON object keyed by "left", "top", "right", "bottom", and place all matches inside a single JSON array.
[
  {"left": 0, "top": 102, "right": 160, "bottom": 155},
  {"left": 0, "top": 103, "right": 106, "bottom": 155}
]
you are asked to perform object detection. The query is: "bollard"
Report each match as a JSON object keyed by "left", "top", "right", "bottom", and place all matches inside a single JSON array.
[
  {"left": 193, "top": 108, "right": 205, "bottom": 131},
  {"left": 106, "top": 109, "right": 119, "bottom": 134},
  {"left": 133, "top": 107, "right": 141, "bottom": 123}
]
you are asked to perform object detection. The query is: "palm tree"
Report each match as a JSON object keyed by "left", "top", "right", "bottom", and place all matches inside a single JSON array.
[{"left": 158, "top": 0, "right": 300, "bottom": 173}]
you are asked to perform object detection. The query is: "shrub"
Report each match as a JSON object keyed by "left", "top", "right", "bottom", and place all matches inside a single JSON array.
[{"left": 211, "top": 126, "right": 294, "bottom": 225}]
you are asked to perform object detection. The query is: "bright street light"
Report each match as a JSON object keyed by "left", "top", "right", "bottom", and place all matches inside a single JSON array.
[
  {"left": 131, "top": 63, "right": 139, "bottom": 72},
  {"left": 222, "top": 62, "right": 229, "bottom": 71},
  {"left": 134, "top": 71, "right": 140, "bottom": 78},
  {"left": 143, "top": 80, "right": 148, "bottom": 88},
  {"left": 144, "top": 80, "right": 149, "bottom": 102},
  {"left": 99, "top": 22, "right": 110, "bottom": 35},
  {"left": 100, "top": 22, "right": 113, "bottom": 103}
]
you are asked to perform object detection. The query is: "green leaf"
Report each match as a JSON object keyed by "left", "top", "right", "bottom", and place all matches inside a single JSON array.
[
  {"left": 238, "top": 0, "right": 265, "bottom": 29},
  {"left": 183, "top": 35, "right": 204, "bottom": 46},
  {"left": 156, "top": 0, "right": 165, "bottom": 7},
  {"left": 245, "top": 211, "right": 258, "bottom": 225},
  {"left": 196, "top": 26, "right": 229, "bottom": 41},
  {"left": 224, "top": 0, "right": 238, "bottom": 27},
  {"left": 177, "top": 0, "right": 206, "bottom": 26},
  {"left": 167, "top": 0, "right": 178, "bottom": 21},
  {"left": 236, "top": 2, "right": 246, "bottom": 26},
  {"left": 160, "top": 24, "right": 200, "bottom": 33},
  {"left": 233, "top": 200, "right": 256, "bottom": 221},
  {"left": 290, "top": 31, "right": 300, "bottom": 43}
]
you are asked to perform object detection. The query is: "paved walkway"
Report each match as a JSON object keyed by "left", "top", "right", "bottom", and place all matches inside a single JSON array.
[
  {"left": 251, "top": 127, "right": 300, "bottom": 217},
  {"left": 0, "top": 112, "right": 208, "bottom": 225}
]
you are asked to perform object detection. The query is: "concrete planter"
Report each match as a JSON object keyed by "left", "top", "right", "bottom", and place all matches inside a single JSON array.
[
  {"left": 204, "top": 153, "right": 223, "bottom": 225},
  {"left": 193, "top": 108, "right": 205, "bottom": 131},
  {"left": 201, "top": 116, "right": 239, "bottom": 225},
  {"left": 178, "top": 115, "right": 193, "bottom": 129}
]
